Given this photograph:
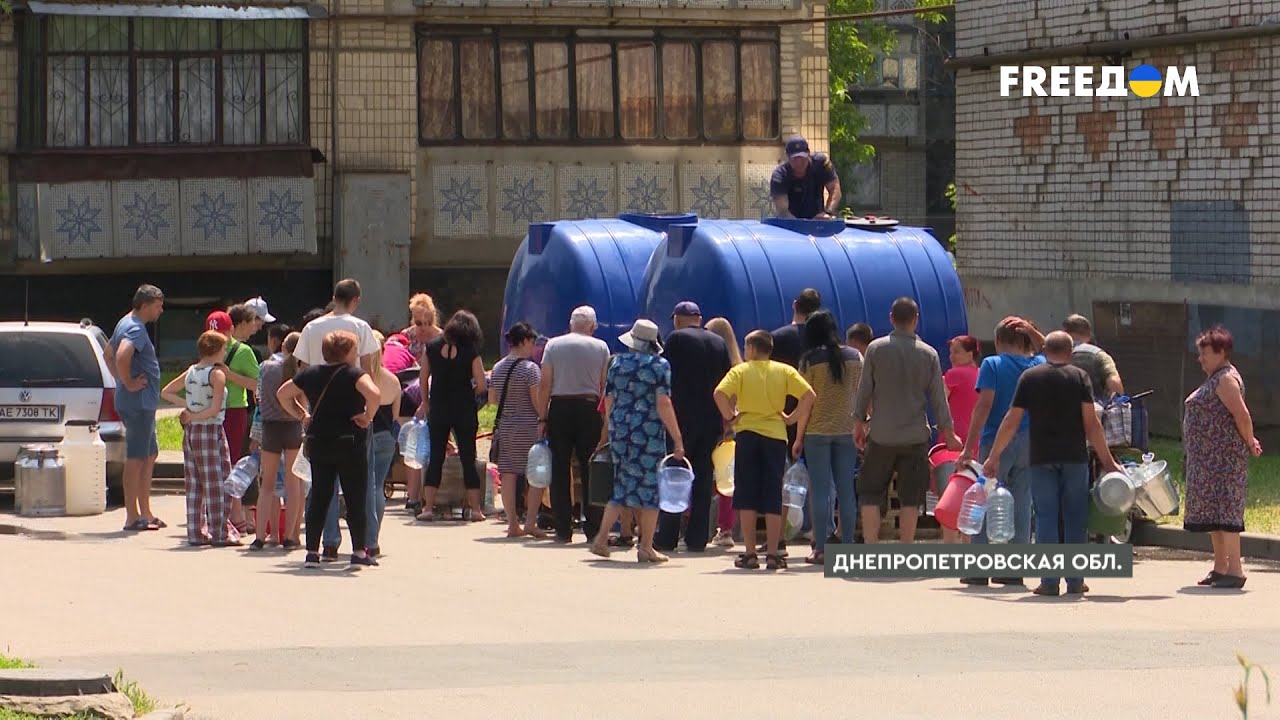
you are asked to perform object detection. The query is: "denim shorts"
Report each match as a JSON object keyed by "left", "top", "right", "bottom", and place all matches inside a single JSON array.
[{"left": 118, "top": 408, "right": 159, "bottom": 459}]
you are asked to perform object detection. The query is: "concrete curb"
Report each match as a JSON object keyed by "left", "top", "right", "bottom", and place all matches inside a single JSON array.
[
  {"left": 1132, "top": 521, "right": 1280, "bottom": 561},
  {"left": 156, "top": 460, "right": 184, "bottom": 479}
]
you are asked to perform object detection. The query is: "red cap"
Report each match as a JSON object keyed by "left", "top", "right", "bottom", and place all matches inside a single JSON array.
[{"left": 206, "top": 311, "right": 234, "bottom": 334}]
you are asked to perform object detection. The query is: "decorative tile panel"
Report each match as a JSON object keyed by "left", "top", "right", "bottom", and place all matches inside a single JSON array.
[
  {"left": 180, "top": 178, "right": 248, "bottom": 255},
  {"left": 557, "top": 165, "right": 616, "bottom": 220},
  {"left": 680, "top": 163, "right": 739, "bottom": 220},
  {"left": 249, "top": 177, "right": 317, "bottom": 254},
  {"left": 496, "top": 164, "right": 553, "bottom": 237},
  {"left": 845, "top": 156, "right": 882, "bottom": 209},
  {"left": 619, "top": 163, "right": 675, "bottom": 215},
  {"left": 742, "top": 164, "right": 777, "bottom": 220},
  {"left": 15, "top": 184, "right": 39, "bottom": 260},
  {"left": 40, "top": 181, "right": 112, "bottom": 259},
  {"left": 432, "top": 164, "right": 490, "bottom": 237},
  {"left": 887, "top": 104, "right": 919, "bottom": 137},
  {"left": 856, "top": 104, "right": 887, "bottom": 137},
  {"left": 112, "top": 180, "right": 180, "bottom": 257}
]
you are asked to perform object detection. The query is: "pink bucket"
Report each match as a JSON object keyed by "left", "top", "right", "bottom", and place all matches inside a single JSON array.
[{"left": 934, "top": 468, "right": 978, "bottom": 531}]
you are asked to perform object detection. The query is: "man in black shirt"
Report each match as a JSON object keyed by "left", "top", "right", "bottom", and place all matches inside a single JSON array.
[
  {"left": 771, "top": 288, "right": 822, "bottom": 455},
  {"left": 655, "top": 301, "right": 733, "bottom": 553},
  {"left": 769, "top": 136, "right": 842, "bottom": 220},
  {"left": 983, "top": 331, "right": 1120, "bottom": 597}
]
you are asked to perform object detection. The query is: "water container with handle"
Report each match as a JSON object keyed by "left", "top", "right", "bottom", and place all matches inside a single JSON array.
[
  {"left": 957, "top": 478, "right": 989, "bottom": 536},
  {"left": 782, "top": 459, "right": 810, "bottom": 510},
  {"left": 61, "top": 420, "right": 107, "bottom": 516},
  {"left": 712, "top": 440, "right": 735, "bottom": 497},
  {"left": 588, "top": 445, "right": 614, "bottom": 507},
  {"left": 783, "top": 504, "right": 804, "bottom": 540},
  {"left": 934, "top": 460, "right": 982, "bottom": 530},
  {"left": 224, "top": 453, "right": 260, "bottom": 498},
  {"left": 399, "top": 418, "right": 430, "bottom": 470},
  {"left": 526, "top": 440, "right": 552, "bottom": 489},
  {"left": 985, "top": 482, "right": 1015, "bottom": 543},
  {"left": 292, "top": 448, "right": 312, "bottom": 498},
  {"left": 658, "top": 454, "right": 695, "bottom": 513}
]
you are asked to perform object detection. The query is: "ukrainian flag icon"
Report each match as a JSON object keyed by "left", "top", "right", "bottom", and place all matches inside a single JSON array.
[{"left": 1128, "top": 64, "right": 1163, "bottom": 98}]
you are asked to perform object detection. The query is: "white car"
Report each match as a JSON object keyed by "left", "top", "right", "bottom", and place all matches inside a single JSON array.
[{"left": 0, "top": 321, "right": 127, "bottom": 496}]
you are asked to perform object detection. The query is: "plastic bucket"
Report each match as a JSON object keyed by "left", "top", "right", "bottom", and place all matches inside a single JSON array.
[
  {"left": 934, "top": 469, "right": 977, "bottom": 530},
  {"left": 658, "top": 455, "right": 694, "bottom": 513},
  {"left": 588, "top": 446, "right": 615, "bottom": 507},
  {"left": 928, "top": 444, "right": 961, "bottom": 495},
  {"left": 712, "top": 440, "right": 735, "bottom": 497}
]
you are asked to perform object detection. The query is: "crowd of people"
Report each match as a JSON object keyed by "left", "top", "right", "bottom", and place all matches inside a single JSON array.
[{"left": 105, "top": 280, "right": 1264, "bottom": 589}]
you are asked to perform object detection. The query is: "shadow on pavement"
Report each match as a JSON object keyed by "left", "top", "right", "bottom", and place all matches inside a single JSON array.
[{"left": 1176, "top": 586, "right": 1248, "bottom": 596}]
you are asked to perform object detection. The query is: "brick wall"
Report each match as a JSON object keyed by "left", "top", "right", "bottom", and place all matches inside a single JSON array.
[
  {"left": 954, "top": 0, "right": 1280, "bottom": 337},
  {"left": 0, "top": 16, "right": 15, "bottom": 266},
  {"left": 877, "top": 145, "right": 928, "bottom": 225}
]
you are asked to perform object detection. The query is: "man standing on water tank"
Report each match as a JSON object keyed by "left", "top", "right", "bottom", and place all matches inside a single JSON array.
[{"left": 770, "top": 136, "right": 842, "bottom": 220}]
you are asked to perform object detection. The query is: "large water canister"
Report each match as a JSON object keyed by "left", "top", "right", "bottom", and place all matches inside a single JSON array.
[
  {"left": 61, "top": 420, "right": 106, "bottom": 516},
  {"left": 500, "top": 214, "right": 696, "bottom": 354},
  {"left": 638, "top": 217, "right": 967, "bottom": 363}
]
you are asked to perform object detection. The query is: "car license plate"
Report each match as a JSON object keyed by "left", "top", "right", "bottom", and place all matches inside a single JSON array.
[{"left": 0, "top": 405, "right": 62, "bottom": 421}]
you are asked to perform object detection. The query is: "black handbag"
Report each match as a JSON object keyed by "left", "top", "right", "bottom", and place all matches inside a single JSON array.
[{"left": 489, "top": 358, "right": 528, "bottom": 464}]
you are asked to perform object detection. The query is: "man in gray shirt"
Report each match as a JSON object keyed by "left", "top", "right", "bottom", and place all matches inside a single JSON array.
[
  {"left": 852, "top": 297, "right": 962, "bottom": 543},
  {"left": 540, "top": 306, "right": 611, "bottom": 543}
]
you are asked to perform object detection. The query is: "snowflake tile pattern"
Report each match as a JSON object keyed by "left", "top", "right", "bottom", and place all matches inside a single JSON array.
[
  {"left": 113, "top": 180, "right": 179, "bottom": 257},
  {"left": 680, "top": 164, "right": 739, "bottom": 219},
  {"left": 180, "top": 179, "right": 248, "bottom": 255},
  {"left": 41, "top": 182, "right": 112, "bottom": 259},
  {"left": 495, "top": 164, "right": 552, "bottom": 238},
  {"left": 888, "top": 104, "right": 919, "bottom": 137},
  {"left": 742, "top": 164, "right": 777, "bottom": 220},
  {"left": 619, "top": 164, "right": 675, "bottom": 215},
  {"left": 249, "top": 177, "right": 316, "bottom": 253},
  {"left": 432, "top": 164, "right": 489, "bottom": 237},
  {"left": 856, "top": 104, "right": 888, "bottom": 137},
  {"left": 557, "top": 165, "right": 615, "bottom": 220},
  {"left": 15, "top": 184, "right": 39, "bottom": 259}
]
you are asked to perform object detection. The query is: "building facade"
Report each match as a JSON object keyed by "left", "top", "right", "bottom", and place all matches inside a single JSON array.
[
  {"left": 952, "top": 0, "right": 1280, "bottom": 438},
  {"left": 0, "top": 0, "right": 830, "bottom": 349}
]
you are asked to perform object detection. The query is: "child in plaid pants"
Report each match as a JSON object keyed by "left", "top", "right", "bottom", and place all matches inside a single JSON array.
[{"left": 161, "top": 331, "right": 234, "bottom": 546}]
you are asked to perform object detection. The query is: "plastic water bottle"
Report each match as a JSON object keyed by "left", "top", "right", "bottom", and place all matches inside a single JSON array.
[
  {"left": 985, "top": 482, "right": 1015, "bottom": 543},
  {"left": 782, "top": 460, "right": 810, "bottom": 510},
  {"left": 527, "top": 441, "right": 552, "bottom": 489},
  {"left": 399, "top": 419, "right": 430, "bottom": 469},
  {"left": 957, "top": 478, "right": 989, "bottom": 536},
  {"left": 224, "top": 454, "right": 260, "bottom": 499},
  {"left": 292, "top": 449, "right": 312, "bottom": 492}
]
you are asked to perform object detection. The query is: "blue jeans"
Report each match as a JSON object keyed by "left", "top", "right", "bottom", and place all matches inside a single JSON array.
[
  {"left": 804, "top": 434, "right": 859, "bottom": 552},
  {"left": 324, "top": 430, "right": 396, "bottom": 550},
  {"left": 1029, "top": 462, "right": 1090, "bottom": 588},
  {"left": 973, "top": 431, "right": 1033, "bottom": 547}
]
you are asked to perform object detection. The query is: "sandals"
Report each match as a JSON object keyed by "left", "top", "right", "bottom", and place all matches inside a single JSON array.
[
  {"left": 804, "top": 551, "right": 825, "bottom": 565},
  {"left": 766, "top": 553, "right": 788, "bottom": 571},
  {"left": 405, "top": 500, "right": 424, "bottom": 514},
  {"left": 415, "top": 511, "right": 437, "bottom": 523},
  {"left": 608, "top": 536, "right": 636, "bottom": 548},
  {"left": 123, "top": 519, "right": 148, "bottom": 532},
  {"left": 463, "top": 508, "right": 487, "bottom": 523},
  {"left": 145, "top": 517, "right": 167, "bottom": 531},
  {"left": 734, "top": 553, "right": 760, "bottom": 570}
]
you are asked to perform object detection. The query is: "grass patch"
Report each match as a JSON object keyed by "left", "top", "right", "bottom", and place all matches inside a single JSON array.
[
  {"left": 1139, "top": 437, "right": 1280, "bottom": 535},
  {"left": 0, "top": 655, "right": 32, "bottom": 670},
  {"left": 113, "top": 670, "right": 158, "bottom": 715},
  {"left": 478, "top": 404, "right": 496, "bottom": 433},
  {"left": 0, "top": 710, "right": 97, "bottom": 720},
  {"left": 157, "top": 414, "right": 183, "bottom": 453}
]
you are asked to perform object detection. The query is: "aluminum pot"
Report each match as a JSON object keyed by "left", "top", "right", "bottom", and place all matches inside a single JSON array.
[
  {"left": 1092, "top": 470, "right": 1136, "bottom": 516},
  {"left": 1132, "top": 460, "right": 1179, "bottom": 517}
]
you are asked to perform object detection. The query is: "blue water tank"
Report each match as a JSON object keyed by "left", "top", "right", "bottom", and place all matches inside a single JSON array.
[
  {"left": 638, "top": 218, "right": 967, "bottom": 364},
  {"left": 500, "top": 213, "right": 697, "bottom": 354}
]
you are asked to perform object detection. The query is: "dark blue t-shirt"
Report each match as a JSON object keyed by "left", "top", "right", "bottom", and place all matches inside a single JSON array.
[
  {"left": 769, "top": 153, "right": 838, "bottom": 219},
  {"left": 110, "top": 313, "right": 160, "bottom": 413},
  {"left": 976, "top": 352, "right": 1045, "bottom": 447}
]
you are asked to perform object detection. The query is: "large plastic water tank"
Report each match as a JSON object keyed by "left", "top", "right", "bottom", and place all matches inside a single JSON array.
[
  {"left": 638, "top": 218, "right": 967, "bottom": 363},
  {"left": 500, "top": 213, "right": 696, "bottom": 354}
]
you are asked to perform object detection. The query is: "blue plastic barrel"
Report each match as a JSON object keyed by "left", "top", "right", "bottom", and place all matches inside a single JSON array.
[
  {"left": 499, "top": 213, "right": 697, "bottom": 354},
  {"left": 638, "top": 217, "right": 967, "bottom": 365}
]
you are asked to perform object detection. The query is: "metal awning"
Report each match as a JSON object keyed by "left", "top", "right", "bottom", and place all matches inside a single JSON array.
[{"left": 23, "top": 1, "right": 326, "bottom": 19}]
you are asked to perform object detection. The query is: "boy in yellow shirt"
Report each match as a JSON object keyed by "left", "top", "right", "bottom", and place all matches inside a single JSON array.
[{"left": 714, "top": 330, "right": 815, "bottom": 570}]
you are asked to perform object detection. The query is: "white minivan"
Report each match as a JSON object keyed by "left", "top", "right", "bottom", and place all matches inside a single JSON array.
[{"left": 0, "top": 321, "right": 127, "bottom": 495}]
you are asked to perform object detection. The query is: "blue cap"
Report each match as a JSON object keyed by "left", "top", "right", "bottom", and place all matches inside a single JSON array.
[
  {"left": 785, "top": 136, "right": 811, "bottom": 159},
  {"left": 673, "top": 301, "right": 702, "bottom": 317}
]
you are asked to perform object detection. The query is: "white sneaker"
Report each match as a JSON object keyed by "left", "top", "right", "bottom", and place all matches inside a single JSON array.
[{"left": 713, "top": 530, "right": 735, "bottom": 548}]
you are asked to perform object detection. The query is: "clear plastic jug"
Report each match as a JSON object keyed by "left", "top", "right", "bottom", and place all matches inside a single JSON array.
[
  {"left": 399, "top": 418, "right": 430, "bottom": 470},
  {"left": 224, "top": 453, "right": 260, "bottom": 499},
  {"left": 957, "top": 478, "right": 989, "bottom": 536},
  {"left": 526, "top": 441, "right": 552, "bottom": 489},
  {"left": 985, "top": 483, "right": 1015, "bottom": 543},
  {"left": 782, "top": 459, "right": 810, "bottom": 510},
  {"left": 292, "top": 448, "right": 312, "bottom": 497}
]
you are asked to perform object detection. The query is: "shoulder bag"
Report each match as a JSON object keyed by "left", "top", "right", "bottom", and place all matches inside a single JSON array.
[{"left": 489, "top": 359, "right": 528, "bottom": 464}]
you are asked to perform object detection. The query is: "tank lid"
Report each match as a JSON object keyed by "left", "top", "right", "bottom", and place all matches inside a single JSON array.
[
  {"left": 846, "top": 214, "right": 900, "bottom": 230},
  {"left": 618, "top": 212, "right": 698, "bottom": 232},
  {"left": 762, "top": 217, "right": 847, "bottom": 238},
  {"left": 527, "top": 222, "right": 557, "bottom": 255}
]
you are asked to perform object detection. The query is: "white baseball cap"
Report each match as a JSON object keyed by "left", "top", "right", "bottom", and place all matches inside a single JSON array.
[{"left": 245, "top": 296, "right": 275, "bottom": 323}]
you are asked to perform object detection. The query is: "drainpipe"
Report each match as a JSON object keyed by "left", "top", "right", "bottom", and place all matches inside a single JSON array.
[
  {"left": 945, "top": 22, "right": 1280, "bottom": 69},
  {"left": 329, "top": 0, "right": 339, "bottom": 280}
]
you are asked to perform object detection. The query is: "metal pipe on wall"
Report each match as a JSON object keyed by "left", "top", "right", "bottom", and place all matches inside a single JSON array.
[{"left": 946, "top": 22, "right": 1280, "bottom": 69}]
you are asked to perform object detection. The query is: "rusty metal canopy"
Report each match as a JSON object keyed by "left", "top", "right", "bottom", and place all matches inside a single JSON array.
[{"left": 23, "top": 1, "right": 326, "bottom": 19}]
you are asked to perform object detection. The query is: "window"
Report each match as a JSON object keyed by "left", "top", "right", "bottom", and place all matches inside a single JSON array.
[
  {"left": 858, "top": 29, "right": 920, "bottom": 91},
  {"left": 416, "top": 27, "right": 780, "bottom": 144},
  {"left": 18, "top": 16, "right": 309, "bottom": 150},
  {"left": 0, "top": 333, "right": 102, "bottom": 390}
]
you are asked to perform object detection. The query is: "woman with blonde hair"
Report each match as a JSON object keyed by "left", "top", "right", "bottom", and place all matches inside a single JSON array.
[
  {"left": 704, "top": 317, "right": 741, "bottom": 547},
  {"left": 404, "top": 293, "right": 442, "bottom": 360}
]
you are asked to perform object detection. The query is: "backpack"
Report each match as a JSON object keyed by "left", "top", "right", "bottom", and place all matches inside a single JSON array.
[{"left": 1070, "top": 342, "right": 1111, "bottom": 400}]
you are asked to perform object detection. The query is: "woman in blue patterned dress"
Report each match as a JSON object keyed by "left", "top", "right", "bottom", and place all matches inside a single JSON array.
[{"left": 590, "top": 319, "right": 686, "bottom": 563}]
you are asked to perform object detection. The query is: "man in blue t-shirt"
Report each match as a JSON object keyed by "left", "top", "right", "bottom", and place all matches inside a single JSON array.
[
  {"left": 769, "top": 136, "right": 842, "bottom": 220},
  {"left": 109, "top": 284, "right": 165, "bottom": 532}
]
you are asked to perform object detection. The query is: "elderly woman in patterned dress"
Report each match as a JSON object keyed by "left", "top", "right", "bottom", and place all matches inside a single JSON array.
[
  {"left": 1182, "top": 325, "right": 1262, "bottom": 590},
  {"left": 589, "top": 319, "right": 685, "bottom": 563}
]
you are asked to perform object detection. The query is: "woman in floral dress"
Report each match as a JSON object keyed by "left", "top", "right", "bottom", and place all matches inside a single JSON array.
[
  {"left": 1183, "top": 325, "right": 1262, "bottom": 589},
  {"left": 589, "top": 319, "right": 685, "bottom": 563}
]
